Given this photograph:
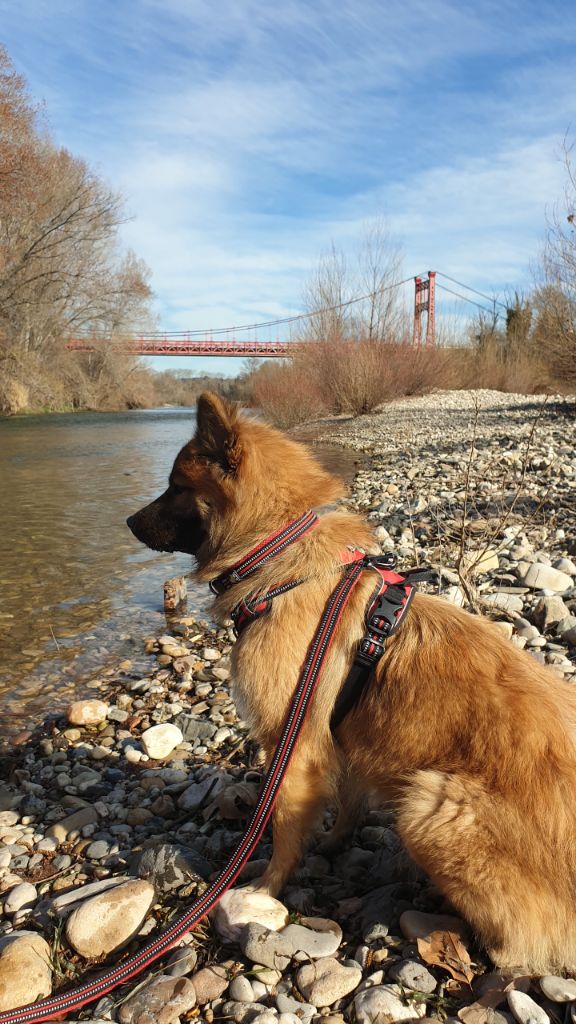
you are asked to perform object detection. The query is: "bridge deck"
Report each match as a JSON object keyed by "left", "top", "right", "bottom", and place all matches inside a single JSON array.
[{"left": 67, "top": 338, "right": 292, "bottom": 357}]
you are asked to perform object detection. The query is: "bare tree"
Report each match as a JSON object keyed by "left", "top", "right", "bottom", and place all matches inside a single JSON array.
[{"left": 355, "top": 218, "right": 405, "bottom": 341}]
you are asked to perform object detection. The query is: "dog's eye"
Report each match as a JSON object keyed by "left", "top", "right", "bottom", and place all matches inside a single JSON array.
[{"left": 170, "top": 484, "right": 186, "bottom": 496}]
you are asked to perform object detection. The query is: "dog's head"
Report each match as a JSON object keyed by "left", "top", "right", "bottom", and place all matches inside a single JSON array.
[{"left": 127, "top": 392, "right": 345, "bottom": 574}]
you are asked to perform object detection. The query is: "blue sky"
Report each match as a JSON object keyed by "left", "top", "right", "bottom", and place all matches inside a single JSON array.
[{"left": 1, "top": 0, "right": 574, "bottom": 374}]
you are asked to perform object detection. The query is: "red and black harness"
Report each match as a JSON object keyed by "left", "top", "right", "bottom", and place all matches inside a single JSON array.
[
  {"left": 211, "top": 509, "right": 433, "bottom": 728},
  {"left": 0, "top": 510, "right": 431, "bottom": 1024}
]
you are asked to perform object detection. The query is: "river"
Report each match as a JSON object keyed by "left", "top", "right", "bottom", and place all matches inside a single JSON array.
[{"left": 0, "top": 408, "right": 360, "bottom": 739}]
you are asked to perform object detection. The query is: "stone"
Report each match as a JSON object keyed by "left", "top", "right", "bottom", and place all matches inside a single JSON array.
[
  {"left": 461, "top": 549, "right": 500, "bottom": 574},
  {"left": 0, "top": 849, "right": 11, "bottom": 869},
  {"left": 240, "top": 923, "right": 294, "bottom": 970},
  {"left": 47, "top": 805, "right": 99, "bottom": 843},
  {"left": 280, "top": 917, "right": 342, "bottom": 959},
  {"left": 249, "top": 1013, "right": 278, "bottom": 1024},
  {"left": 229, "top": 975, "right": 255, "bottom": 1002},
  {"left": 66, "top": 879, "right": 155, "bottom": 958},
  {"left": 481, "top": 593, "right": 524, "bottom": 614},
  {"left": 173, "top": 714, "right": 217, "bottom": 742},
  {"left": 354, "top": 985, "right": 423, "bottom": 1024},
  {"left": 399, "top": 910, "right": 468, "bottom": 942},
  {"left": 86, "top": 840, "right": 110, "bottom": 860},
  {"left": 533, "top": 596, "right": 570, "bottom": 630},
  {"left": 507, "top": 990, "right": 550, "bottom": 1024},
  {"left": 67, "top": 699, "right": 109, "bottom": 726},
  {"left": 118, "top": 975, "right": 196, "bottom": 1024},
  {"left": 388, "top": 959, "right": 437, "bottom": 993},
  {"left": 553, "top": 558, "right": 576, "bottom": 575},
  {"left": 296, "top": 957, "right": 362, "bottom": 1005},
  {"left": 140, "top": 723, "right": 184, "bottom": 760},
  {"left": 517, "top": 562, "right": 572, "bottom": 593},
  {"left": 190, "top": 964, "right": 229, "bottom": 1003},
  {"left": 221, "top": 1002, "right": 269, "bottom": 1023},
  {"left": 538, "top": 976, "right": 576, "bottom": 1002},
  {"left": 128, "top": 841, "right": 210, "bottom": 894},
  {"left": 556, "top": 616, "right": 576, "bottom": 644},
  {"left": 212, "top": 888, "right": 289, "bottom": 943},
  {"left": 164, "top": 945, "right": 198, "bottom": 978},
  {"left": 0, "top": 931, "right": 52, "bottom": 1011},
  {"left": 275, "top": 994, "right": 317, "bottom": 1023},
  {"left": 3, "top": 881, "right": 37, "bottom": 914},
  {"left": 177, "top": 777, "right": 220, "bottom": 812}
]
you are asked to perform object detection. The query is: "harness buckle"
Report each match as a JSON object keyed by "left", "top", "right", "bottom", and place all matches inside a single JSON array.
[{"left": 357, "top": 636, "right": 385, "bottom": 665}]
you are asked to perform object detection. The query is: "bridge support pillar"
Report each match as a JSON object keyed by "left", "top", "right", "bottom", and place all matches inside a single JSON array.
[{"left": 412, "top": 271, "right": 436, "bottom": 347}]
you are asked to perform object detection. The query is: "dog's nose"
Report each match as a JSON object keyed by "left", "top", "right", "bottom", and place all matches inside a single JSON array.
[{"left": 126, "top": 514, "right": 136, "bottom": 531}]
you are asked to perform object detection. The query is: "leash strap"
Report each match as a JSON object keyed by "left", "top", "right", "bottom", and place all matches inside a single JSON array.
[
  {"left": 0, "top": 557, "right": 365, "bottom": 1024},
  {"left": 209, "top": 510, "right": 319, "bottom": 594}
]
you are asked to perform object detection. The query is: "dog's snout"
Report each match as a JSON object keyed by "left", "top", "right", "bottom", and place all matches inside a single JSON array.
[{"left": 126, "top": 514, "right": 136, "bottom": 531}]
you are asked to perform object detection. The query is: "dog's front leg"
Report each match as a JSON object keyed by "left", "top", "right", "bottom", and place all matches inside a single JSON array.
[{"left": 255, "top": 752, "right": 332, "bottom": 898}]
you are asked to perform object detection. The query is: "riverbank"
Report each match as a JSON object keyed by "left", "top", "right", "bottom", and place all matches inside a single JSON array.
[{"left": 0, "top": 390, "right": 575, "bottom": 1021}]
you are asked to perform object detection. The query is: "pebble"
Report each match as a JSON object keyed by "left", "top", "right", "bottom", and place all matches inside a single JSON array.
[
  {"left": 140, "top": 723, "right": 184, "bottom": 760},
  {"left": 538, "top": 976, "right": 576, "bottom": 1002},
  {"left": 190, "top": 964, "right": 229, "bottom": 1003},
  {"left": 67, "top": 699, "right": 109, "bottom": 726},
  {"left": 507, "top": 990, "right": 551, "bottom": 1024},
  {"left": 517, "top": 562, "right": 572, "bottom": 593},
  {"left": 229, "top": 975, "right": 256, "bottom": 1002},
  {"left": 66, "top": 879, "right": 155, "bottom": 957},
  {"left": 118, "top": 975, "right": 197, "bottom": 1024},
  {"left": 0, "top": 931, "right": 52, "bottom": 1011},
  {"left": 47, "top": 806, "right": 99, "bottom": 843},
  {"left": 388, "top": 958, "right": 437, "bottom": 992},
  {"left": 213, "top": 889, "right": 289, "bottom": 943},
  {"left": 296, "top": 957, "right": 362, "bottom": 1005},
  {"left": 3, "top": 882, "right": 37, "bottom": 914},
  {"left": 280, "top": 917, "right": 342, "bottom": 959},
  {"left": 240, "top": 923, "right": 294, "bottom": 970},
  {"left": 354, "top": 985, "right": 424, "bottom": 1024}
]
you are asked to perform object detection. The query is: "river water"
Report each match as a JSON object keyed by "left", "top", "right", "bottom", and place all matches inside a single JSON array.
[{"left": 0, "top": 408, "right": 360, "bottom": 738}]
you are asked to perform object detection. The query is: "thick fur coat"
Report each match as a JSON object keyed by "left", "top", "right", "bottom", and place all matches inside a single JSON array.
[{"left": 128, "top": 392, "right": 576, "bottom": 974}]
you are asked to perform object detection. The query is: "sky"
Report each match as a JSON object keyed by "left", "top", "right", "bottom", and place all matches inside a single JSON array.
[{"left": 1, "top": 0, "right": 575, "bottom": 374}]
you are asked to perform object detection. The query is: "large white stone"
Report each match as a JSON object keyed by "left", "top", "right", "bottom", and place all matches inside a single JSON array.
[
  {"left": 280, "top": 917, "right": 342, "bottom": 959},
  {"left": 517, "top": 562, "right": 572, "bottom": 593},
  {"left": 140, "top": 723, "right": 183, "bottom": 760},
  {"left": 212, "top": 887, "right": 289, "bottom": 942},
  {"left": 355, "top": 985, "right": 425, "bottom": 1023},
  {"left": 508, "top": 990, "right": 550, "bottom": 1024},
  {"left": 296, "top": 957, "right": 362, "bottom": 1005},
  {"left": 66, "top": 879, "right": 155, "bottom": 958},
  {"left": 0, "top": 931, "right": 52, "bottom": 1011}
]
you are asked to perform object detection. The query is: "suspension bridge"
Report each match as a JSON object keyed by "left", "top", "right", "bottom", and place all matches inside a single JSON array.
[{"left": 67, "top": 271, "right": 507, "bottom": 358}]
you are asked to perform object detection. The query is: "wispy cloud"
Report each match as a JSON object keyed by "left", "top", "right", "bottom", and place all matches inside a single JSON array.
[{"left": 1, "top": 0, "right": 574, "bottom": 370}]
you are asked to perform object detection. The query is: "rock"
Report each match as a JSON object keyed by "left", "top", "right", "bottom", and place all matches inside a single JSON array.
[
  {"left": 229, "top": 975, "right": 255, "bottom": 1002},
  {"left": 164, "top": 945, "right": 198, "bottom": 977},
  {"left": 177, "top": 777, "right": 220, "bottom": 812},
  {"left": 140, "top": 723, "right": 183, "bottom": 760},
  {"left": 296, "top": 957, "right": 362, "bottom": 1005},
  {"left": 275, "top": 994, "right": 317, "bottom": 1023},
  {"left": 173, "top": 713, "right": 217, "bottom": 742},
  {"left": 280, "top": 916, "right": 342, "bottom": 960},
  {"left": 86, "top": 840, "right": 110, "bottom": 860},
  {"left": 128, "top": 841, "right": 210, "bottom": 894},
  {"left": 517, "top": 562, "right": 572, "bottom": 593},
  {"left": 388, "top": 959, "right": 437, "bottom": 993},
  {"left": 250, "top": 1013, "right": 278, "bottom": 1024},
  {"left": 0, "top": 931, "right": 52, "bottom": 1011},
  {"left": 0, "top": 849, "right": 11, "bottom": 869},
  {"left": 533, "top": 596, "right": 570, "bottom": 630},
  {"left": 354, "top": 985, "right": 423, "bottom": 1024},
  {"left": 399, "top": 910, "right": 468, "bottom": 941},
  {"left": 221, "top": 1001, "right": 270, "bottom": 1023},
  {"left": 481, "top": 593, "right": 524, "bottom": 614},
  {"left": 553, "top": 557, "right": 576, "bottom": 575},
  {"left": 47, "top": 805, "right": 99, "bottom": 843},
  {"left": 240, "top": 923, "right": 294, "bottom": 970},
  {"left": 3, "top": 881, "right": 37, "bottom": 914},
  {"left": 118, "top": 975, "right": 196, "bottom": 1024},
  {"left": 538, "top": 976, "right": 576, "bottom": 1002},
  {"left": 556, "top": 616, "right": 576, "bottom": 644},
  {"left": 507, "top": 990, "right": 550, "bottom": 1024},
  {"left": 461, "top": 549, "right": 500, "bottom": 574},
  {"left": 66, "top": 879, "right": 155, "bottom": 958},
  {"left": 67, "top": 699, "right": 109, "bottom": 726},
  {"left": 202, "top": 647, "right": 222, "bottom": 661},
  {"left": 190, "top": 964, "right": 229, "bottom": 1003},
  {"left": 212, "top": 888, "right": 289, "bottom": 943}
]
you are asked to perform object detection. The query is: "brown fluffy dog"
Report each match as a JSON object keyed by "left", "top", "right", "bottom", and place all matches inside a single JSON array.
[{"left": 128, "top": 392, "right": 576, "bottom": 974}]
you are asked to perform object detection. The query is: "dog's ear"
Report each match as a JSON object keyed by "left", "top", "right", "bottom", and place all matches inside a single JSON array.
[{"left": 196, "top": 392, "right": 242, "bottom": 472}]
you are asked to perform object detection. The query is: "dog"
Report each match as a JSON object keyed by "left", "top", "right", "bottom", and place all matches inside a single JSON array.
[{"left": 127, "top": 391, "right": 576, "bottom": 974}]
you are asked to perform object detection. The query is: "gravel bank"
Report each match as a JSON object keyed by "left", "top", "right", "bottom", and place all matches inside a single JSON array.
[{"left": 0, "top": 390, "right": 574, "bottom": 1022}]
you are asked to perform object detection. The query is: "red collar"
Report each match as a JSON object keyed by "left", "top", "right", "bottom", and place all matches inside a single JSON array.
[{"left": 209, "top": 510, "right": 319, "bottom": 595}]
